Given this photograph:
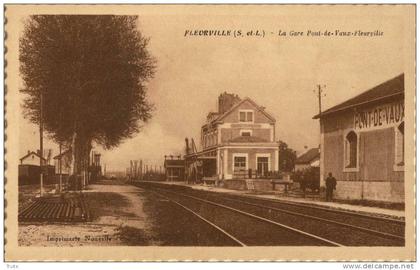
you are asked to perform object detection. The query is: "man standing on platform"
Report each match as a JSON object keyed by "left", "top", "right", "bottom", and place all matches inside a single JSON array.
[{"left": 325, "top": 172, "right": 337, "bottom": 202}]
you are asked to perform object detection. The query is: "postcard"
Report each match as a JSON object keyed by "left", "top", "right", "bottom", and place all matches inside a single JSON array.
[{"left": 4, "top": 4, "right": 415, "bottom": 261}]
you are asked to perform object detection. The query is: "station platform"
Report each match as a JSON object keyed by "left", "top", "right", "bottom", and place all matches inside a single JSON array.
[{"left": 134, "top": 180, "right": 405, "bottom": 220}]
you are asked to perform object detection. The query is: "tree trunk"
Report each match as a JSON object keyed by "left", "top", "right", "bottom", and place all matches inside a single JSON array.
[
  {"left": 69, "top": 131, "right": 78, "bottom": 190},
  {"left": 69, "top": 131, "right": 77, "bottom": 176},
  {"left": 69, "top": 131, "right": 85, "bottom": 190},
  {"left": 82, "top": 142, "right": 92, "bottom": 188},
  {"left": 86, "top": 144, "right": 92, "bottom": 185}
]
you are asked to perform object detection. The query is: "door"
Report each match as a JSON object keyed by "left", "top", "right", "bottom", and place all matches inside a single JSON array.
[{"left": 257, "top": 156, "right": 269, "bottom": 177}]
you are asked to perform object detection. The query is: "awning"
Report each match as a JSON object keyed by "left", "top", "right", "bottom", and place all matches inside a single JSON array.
[{"left": 185, "top": 147, "right": 217, "bottom": 160}]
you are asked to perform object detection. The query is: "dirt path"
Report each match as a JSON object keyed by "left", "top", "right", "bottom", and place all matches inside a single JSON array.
[{"left": 19, "top": 180, "right": 154, "bottom": 246}]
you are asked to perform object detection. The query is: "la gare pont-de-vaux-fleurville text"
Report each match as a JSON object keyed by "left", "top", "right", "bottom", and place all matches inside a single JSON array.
[{"left": 184, "top": 29, "right": 384, "bottom": 37}]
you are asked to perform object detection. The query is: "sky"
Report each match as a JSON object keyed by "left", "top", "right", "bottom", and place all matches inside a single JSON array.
[{"left": 18, "top": 7, "right": 405, "bottom": 172}]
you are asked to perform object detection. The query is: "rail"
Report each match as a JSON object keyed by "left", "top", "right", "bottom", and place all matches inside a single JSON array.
[
  {"left": 150, "top": 190, "right": 246, "bottom": 246},
  {"left": 153, "top": 187, "right": 342, "bottom": 246},
  {"left": 209, "top": 195, "right": 405, "bottom": 242}
]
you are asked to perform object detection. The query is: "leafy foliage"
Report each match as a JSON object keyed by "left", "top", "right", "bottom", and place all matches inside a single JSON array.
[
  {"left": 20, "top": 15, "right": 156, "bottom": 149},
  {"left": 278, "top": 140, "right": 297, "bottom": 172},
  {"left": 293, "top": 167, "right": 320, "bottom": 192}
]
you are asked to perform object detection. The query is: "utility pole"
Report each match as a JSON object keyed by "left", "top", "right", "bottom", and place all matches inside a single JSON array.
[
  {"left": 314, "top": 84, "right": 326, "bottom": 189},
  {"left": 39, "top": 91, "right": 44, "bottom": 197},
  {"left": 315, "top": 84, "right": 326, "bottom": 133}
]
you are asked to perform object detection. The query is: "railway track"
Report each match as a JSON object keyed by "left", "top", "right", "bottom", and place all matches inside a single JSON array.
[
  {"left": 137, "top": 182, "right": 405, "bottom": 246},
  {"left": 231, "top": 193, "right": 405, "bottom": 234},
  {"left": 149, "top": 187, "right": 342, "bottom": 246},
  {"left": 150, "top": 190, "right": 246, "bottom": 246},
  {"left": 179, "top": 188, "right": 405, "bottom": 241}
]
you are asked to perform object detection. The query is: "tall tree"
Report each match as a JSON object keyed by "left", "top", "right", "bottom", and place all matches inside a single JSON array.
[
  {"left": 278, "top": 140, "right": 296, "bottom": 172},
  {"left": 20, "top": 15, "right": 156, "bottom": 184}
]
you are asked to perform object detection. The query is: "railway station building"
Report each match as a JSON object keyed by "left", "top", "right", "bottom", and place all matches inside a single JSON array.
[
  {"left": 164, "top": 155, "right": 185, "bottom": 181},
  {"left": 185, "top": 93, "right": 279, "bottom": 183},
  {"left": 314, "top": 74, "right": 404, "bottom": 203}
]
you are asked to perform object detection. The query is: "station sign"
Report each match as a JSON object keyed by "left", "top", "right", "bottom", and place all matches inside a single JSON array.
[{"left": 353, "top": 101, "right": 404, "bottom": 131}]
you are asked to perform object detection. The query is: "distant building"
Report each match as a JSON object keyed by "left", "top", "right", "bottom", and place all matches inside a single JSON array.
[
  {"left": 185, "top": 92, "right": 279, "bottom": 182},
  {"left": 314, "top": 74, "right": 404, "bottom": 202},
  {"left": 295, "top": 148, "right": 320, "bottom": 171},
  {"left": 20, "top": 150, "right": 46, "bottom": 166},
  {"left": 19, "top": 150, "right": 54, "bottom": 185},
  {"left": 53, "top": 149, "right": 72, "bottom": 175},
  {"left": 164, "top": 155, "right": 185, "bottom": 181}
]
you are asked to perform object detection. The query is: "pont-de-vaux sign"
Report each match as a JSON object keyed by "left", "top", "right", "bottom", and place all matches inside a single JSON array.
[{"left": 353, "top": 101, "right": 404, "bottom": 131}]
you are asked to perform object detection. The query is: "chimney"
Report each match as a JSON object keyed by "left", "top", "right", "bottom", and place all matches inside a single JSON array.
[
  {"left": 185, "top": 138, "right": 189, "bottom": 155},
  {"left": 218, "top": 92, "right": 241, "bottom": 114}
]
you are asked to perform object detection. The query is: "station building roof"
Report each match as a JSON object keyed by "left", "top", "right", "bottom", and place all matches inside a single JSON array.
[
  {"left": 313, "top": 73, "right": 404, "bottom": 119},
  {"left": 20, "top": 151, "right": 47, "bottom": 162},
  {"left": 164, "top": 159, "right": 185, "bottom": 168},
  {"left": 295, "top": 148, "right": 320, "bottom": 165}
]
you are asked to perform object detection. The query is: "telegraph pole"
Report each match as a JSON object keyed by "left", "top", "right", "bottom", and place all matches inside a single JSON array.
[
  {"left": 315, "top": 84, "right": 326, "bottom": 188},
  {"left": 315, "top": 84, "right": 326, "bottom": 133}
]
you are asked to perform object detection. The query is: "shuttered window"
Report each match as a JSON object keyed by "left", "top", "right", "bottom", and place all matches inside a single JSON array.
[
  {"left": 345, "top": 131, "right": 358, "bottom": 168},
  {"left": 395, "top": 122, "right": 404, "bottom": 166},
  {"left": 239, "top": 110, "right": 253, "bottom": 122}
]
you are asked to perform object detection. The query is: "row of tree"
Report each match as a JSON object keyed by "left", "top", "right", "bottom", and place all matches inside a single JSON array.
[{"left": 20, "top": 15, "right": 156, "bottom": 186}]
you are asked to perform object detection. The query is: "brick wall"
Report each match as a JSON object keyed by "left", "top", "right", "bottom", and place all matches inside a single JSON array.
[
  {"left": 322, "top": 100, "right": 404, "bottom": 202},
  {"left": 226, "top": 148, "right": 276, "bottom": 175},
  {"left": 335, "top": 180, "right": 404, "bottom": 202},
  {"left": 221, "top": 128, "right": 271, "bottom": 142},
  {"left": 222, "top": 100, "right": 273, "bottom": 124},
  {"left": 222, "top": 179, "right": 286, "bottom": 192}
]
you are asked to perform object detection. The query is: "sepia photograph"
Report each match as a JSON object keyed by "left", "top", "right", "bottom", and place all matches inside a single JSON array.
[{"left": 4, "top": 4, "right": 416, "bottom": 261}]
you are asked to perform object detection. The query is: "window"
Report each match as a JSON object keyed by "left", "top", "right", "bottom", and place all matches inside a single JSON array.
[
  {"left": 239, "top": 110, "right": 254, "bottom": 122},
  {"left": 240, "top": 130, "right": 252, "bottom": 137},
  {"left": 345, "top": 131, "right": 358, "bottom": 169},
  {"left": 395, "top": 122, "right": 404, "bottom": 167},
  {"left": 239, "top": 112, "right": 246, "bottom": 122},
  {"left": 234, "top": 156, "right": 247, "bottom": 172}
]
